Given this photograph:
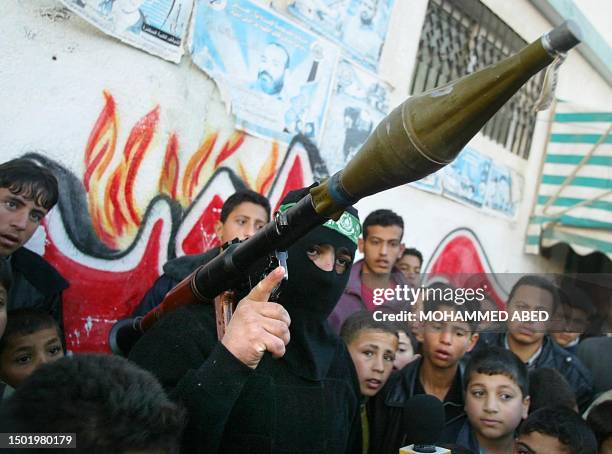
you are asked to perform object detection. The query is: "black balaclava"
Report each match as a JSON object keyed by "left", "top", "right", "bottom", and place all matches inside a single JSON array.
[{"left": 275, "top": 186, "right": 360, "bottom": 380}]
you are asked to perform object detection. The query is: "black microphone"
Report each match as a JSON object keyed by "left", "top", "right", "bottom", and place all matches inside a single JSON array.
[{"left": 400, "top": 394, "right": 449, "bottom": 454}]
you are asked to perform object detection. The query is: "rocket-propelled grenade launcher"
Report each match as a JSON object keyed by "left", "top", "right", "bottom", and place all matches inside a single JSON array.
[{"left": 109, "top": 21, "right": 581, "bottom": 355}]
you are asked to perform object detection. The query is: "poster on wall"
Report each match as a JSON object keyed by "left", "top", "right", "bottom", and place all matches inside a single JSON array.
[
  {"left": 484, "top": 163, "right": 522, "bottom": 219},
  {"left": 60, "top": 0, "right": 193, "bottom": 63},
  {"left": 288, "top": 0, "right": 395, "bottom": 71},
  {"left": 442, "top": 147, "right": 491, "bottom": 208},
  {"left": 191, "top": 0, "right": 339, "bottom": 144},
  {"left": 319, "top": 59, "right": 390, "bottom": 173},
  {"left": 409, "top": 173, "right": 443, "bottom": 194}
]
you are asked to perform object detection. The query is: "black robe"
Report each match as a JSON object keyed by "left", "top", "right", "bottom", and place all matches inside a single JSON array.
[{"left": 129, "top": 303, "right": 362, "bottom": 453}]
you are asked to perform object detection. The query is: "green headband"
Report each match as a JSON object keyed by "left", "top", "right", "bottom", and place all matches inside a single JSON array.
[{"left": 279, "top": 203, "right": 361, "bottom": 245}]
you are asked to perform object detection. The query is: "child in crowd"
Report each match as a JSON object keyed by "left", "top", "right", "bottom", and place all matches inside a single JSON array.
[
  {"left": 586, "top": 400, "right": 612, "bottom": 454},
  {"left": 0, "top": 308, "right": 64, "bottom": 390},
  {"left": 0, "top": 354, "right": 186, "bottom": 453},
  {"left": 341, "top": 310, "right": 399, "bottom": 398},
  {"left": 396, "top": 247, "right": 423, "bottom": 288},
  {"left": 478, "top": 275, "right": 593, "bottom": 412},
  {"left": 528, "top": 367, "right": 577, "bottom": 414},
  {"left": 457, "top": 347, "right": 530, "bottom": 454},
  {"left": 513, "top": 406, "right": 597, "bottom": 454},
  {"left": 552, "top": 283, "right": 594, "bottom": 354},
  {"left": 341, "top": 311, "right": 398, "bottom": 454},
  {"left": 393, "top": 327, "right": 419, "bottom": 371},
  {"left": 368, "top": 282, "right": 480, "bottom": 453}
]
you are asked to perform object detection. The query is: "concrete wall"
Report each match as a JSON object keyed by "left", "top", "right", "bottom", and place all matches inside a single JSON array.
[{"left": 1, "top": 0, "right": 609, "bottom": 351}]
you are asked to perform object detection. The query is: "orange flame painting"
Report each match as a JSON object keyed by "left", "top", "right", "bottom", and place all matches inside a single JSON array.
[{"left": 159, "top": 133, "right": 179, "bottom": 199}]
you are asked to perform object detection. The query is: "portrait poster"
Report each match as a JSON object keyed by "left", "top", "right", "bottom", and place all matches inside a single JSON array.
[
  {"left": 319, "top": 59, "right": 390, "bottom": 173},
  {"left": 484, "top": 162, "right": 523, "bottom": 219},
  {"left": 288, "top": 0, "right": 395, "bottom": 71},
  {"left": 442, "top": 147, "right": 492, "bottom": 208},
  {"left": 191, "top": 0, "right": 339, "bottom": 143},
  {"left": 61, "top": 0, "right": 193, "bottom": 63}
]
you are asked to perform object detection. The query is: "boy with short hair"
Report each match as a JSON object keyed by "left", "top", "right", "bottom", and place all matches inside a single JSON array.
[
  {"left": 0, "top": 158, "right": 68, "bottom": 327},
  {"left": 0, "top": 354, "right": 186, "bottom": 454},
  {"left": 341, "top": 310, "right": 399, "bottom": 398},
  {"left": 528, "top": 368, "right": 577, "bottom": 414},
  {"left": 329, "top": 209, "right": 409, "bottom": 333},
  {"left": 457, "top": 347, "right": 530, "bottom": 454},
  {"left": 341, "top": 311, "right": 399, "bottom": 454},
  {"left": 586, "top": 400, "right": 612, "bottom": 454},
  {"left": 552, "top": 283, "right": 595, "bottom": 354},
  {"left": 396, "top": 247, "right": 423, "bottom": 288},
  {"left": 0, "top": 308, "right": 64, "bottom": 389},
  {"left": 368, "top": 283, "right": 480, "bottom": 453},
  {"left": 132, "top": 189, "right": 271, "bottom": 316},
  {"left": 478, "top": 275, "right": 593, "bottom": 412},
  {"left": 514, "top": 406, "right": 597, "bottom": 454}
]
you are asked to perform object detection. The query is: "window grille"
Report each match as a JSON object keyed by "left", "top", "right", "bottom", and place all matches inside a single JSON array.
[{"left": 411, "top": 0, "right": 545, "bottom": 158}]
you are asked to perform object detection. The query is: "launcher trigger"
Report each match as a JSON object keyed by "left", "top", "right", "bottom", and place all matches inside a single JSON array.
[{"left": 268, "top": 250, "right": 288, "bottom": 302}]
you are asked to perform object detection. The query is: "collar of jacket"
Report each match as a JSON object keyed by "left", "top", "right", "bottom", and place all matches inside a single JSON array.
[
  {"left": 11, "top": 247, "right": 68, "bottom": 296},
  {"left": 384, "top": 356, "right": 467, "bottom": 410}
]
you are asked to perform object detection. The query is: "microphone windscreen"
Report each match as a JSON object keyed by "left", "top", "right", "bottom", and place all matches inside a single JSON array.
[{"left": 401, "top": 394, "right": 445, "bottom": 445}]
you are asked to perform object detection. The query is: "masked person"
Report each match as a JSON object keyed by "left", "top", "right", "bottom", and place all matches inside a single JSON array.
[{"left": 129, "top": 187, "right": 363, "bottom": 454}]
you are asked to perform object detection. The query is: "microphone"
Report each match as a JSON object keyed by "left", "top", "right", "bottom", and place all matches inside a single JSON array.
[{"left": 399, "top": 394, "right": 450, "bottom": 454}]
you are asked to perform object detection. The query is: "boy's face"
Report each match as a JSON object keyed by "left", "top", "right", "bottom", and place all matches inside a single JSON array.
[
  {"left": 513, "top": 431, "right": 569, "bottom": 454},
  {"left": 552, "top": 305, "right": 589, "bottom": 347},
  {"left": 306, "top": 243, "right": 353, "bottom": 274},
  {"left": 418, "top": 308, "right": 478, "bottom": 369},
  {"left": 0, "top": 188, "right": 48, "bottom": 257},
  {"left": 396, "top": 254, "right": 421, "bottom": 287},
  {"left": 358, "top": 225, "right": 404, "bottom": 276},
  {"left": 347, "top": 329, "right": 398, "bottom": 396},
  {"left": 0, "top": 285, "right": 6, "bottom": 338},
  {"left": 393, "top": 330, "right": 415, "bottom": 371},
  {"left": 507, "top": 285, "right": 554, "bottom": 347},
  {"left": 465, "top": 372, "right": 529, "bottom": 442},
  {"left": 214, "top": 202, "right": 268, "bottom": 243},
  {"left": 0, "top": 327, "right": 64, "bottom": 387}
]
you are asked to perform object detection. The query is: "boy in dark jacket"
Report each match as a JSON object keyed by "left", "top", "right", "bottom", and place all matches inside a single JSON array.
[
  {"left": 0, "top": 158, "right": 67, "bottom": 328},
  {"left": 129, "top": 187, "right": 363, "bottom": 453},
  {"left": 367, "top": 283, "right": 479, "bottom": 454},
  {"left": 131, "top": 189, "right": 270, "bottom": 316},
  {"left": 478, "top": 275, "right": 593, "bottom": 412}
]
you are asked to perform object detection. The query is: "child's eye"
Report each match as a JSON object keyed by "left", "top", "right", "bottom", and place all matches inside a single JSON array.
[
  {"left": 362, "top": 350, "right": 374, "bottom": 357},
  {"left": 14, "top": 355, "right": 32, "bottom": 365},
  {"left": 384, "top": 354, "right": 395, "bottom": 362},
  {"left": 500, "top": 393, "right": 514, "bottom": 401},
  {"left": 471, "top": 390, "right": 484, "bottom": 398},
  {"left": 48, "top": 345, "right": 63, "bottom": 356}
]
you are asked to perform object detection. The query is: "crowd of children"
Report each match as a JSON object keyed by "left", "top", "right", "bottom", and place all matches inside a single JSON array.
[{"left": 0, "top": 157, "right": 611, "bottom": 453}]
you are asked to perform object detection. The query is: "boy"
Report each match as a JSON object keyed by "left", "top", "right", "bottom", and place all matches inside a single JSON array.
[
  {"left": 478, "top": 275, "right": 593, "bottom": 412},
  {"left": 0, "top": 354, "right": 186, "bottom": 453},
  {"left": 458, "top": 347, "right": 530, "bottom": 454},
  {"left": 132, "top": 189, "right": 270, "bottom": 316},
  {"left": 368, "top": 282, "right": 479, "bottom": 454},
  {"left": 0, "top": 158, "right": 67, "bottom": 327},
  {"left": 513, "top": 406, "right": 597, "bottom": 454},
  {"left": 341, "top": 311, "right": 398, "bottom": 454},
  {"left": 0, "top": 308, "right": 64, "bottom": 389},
  {"left": 329, "top": 209, "right": 409, "bottom": 333},
  {"left": 396, "top": 247, "right": 423, "bottom": 288},
  {"left": 552, "top": 284, "right": 594, "bottom": 354},
  {"left": 341, "top": 310, "right": 398, "bottom": 397},
  {"left": 528, "top": 368, "right": 577, "bottom": 414}
]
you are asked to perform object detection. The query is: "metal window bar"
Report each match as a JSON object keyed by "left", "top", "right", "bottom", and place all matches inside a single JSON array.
[{"left": 410, "top": 0, "right": 545, "bottom": 159}]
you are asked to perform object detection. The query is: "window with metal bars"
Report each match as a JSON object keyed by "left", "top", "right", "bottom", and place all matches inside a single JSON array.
[{"left": 410, "top": 0, "right": 545, "bottom": 159}]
